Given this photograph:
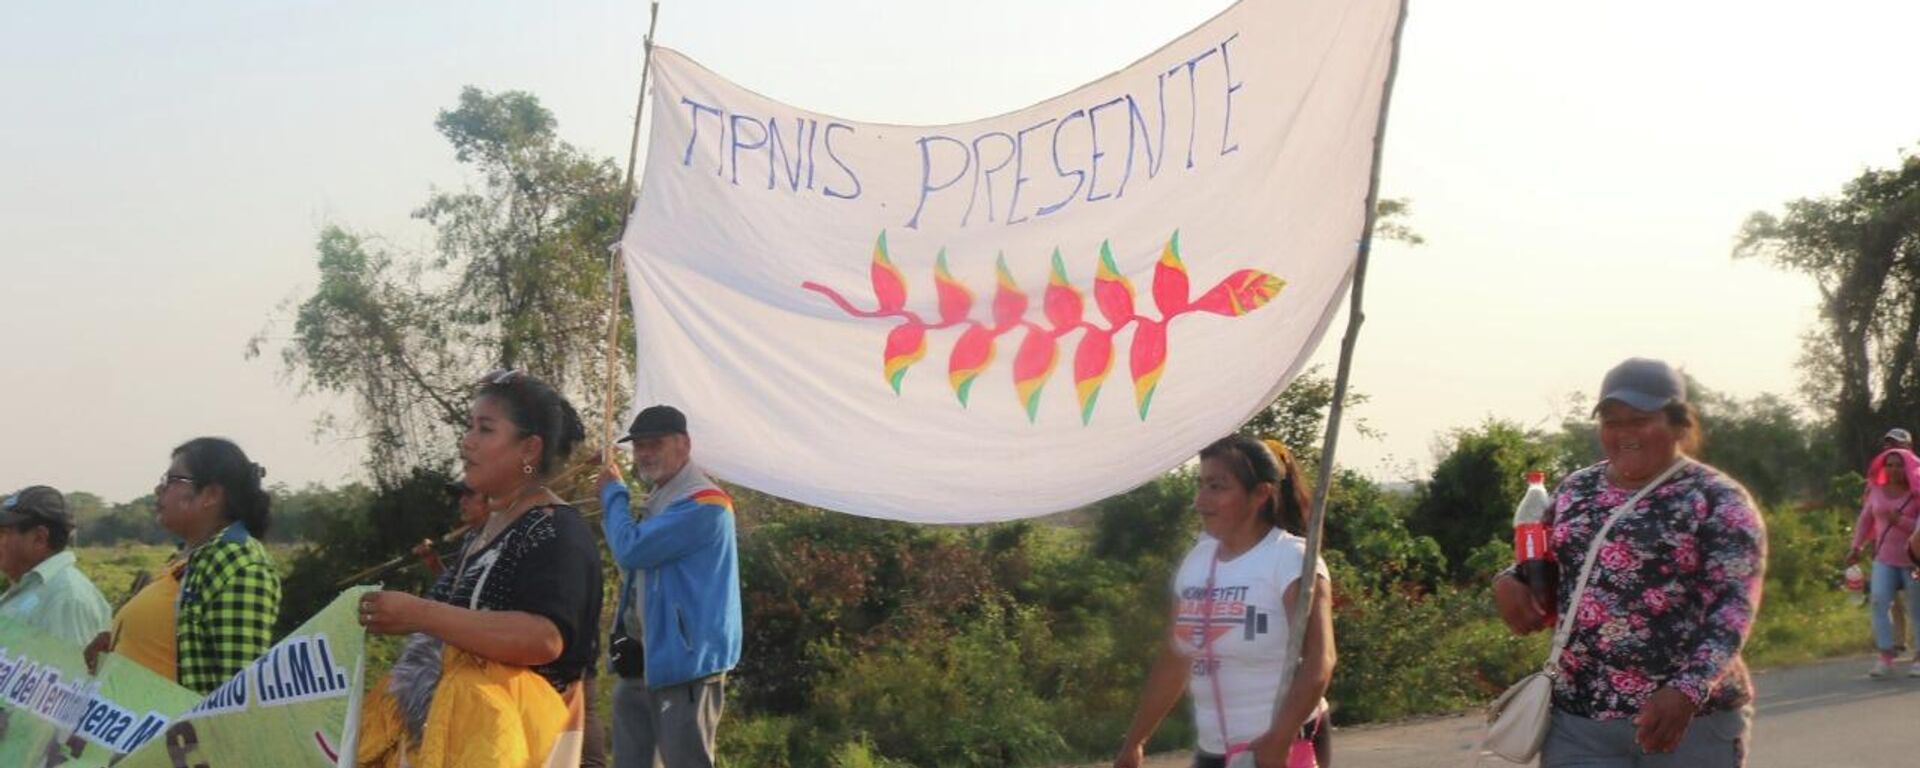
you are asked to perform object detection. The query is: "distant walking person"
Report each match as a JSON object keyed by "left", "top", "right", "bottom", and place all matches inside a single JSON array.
[
  {"left": 1116, "top": 435, "right": 1336, "bottom": 768},
  {"left": 1864, "top": 427, "right": 1912, "bottom": 657},
  {"left": 0, "top": 485, "right": 111, "bottom": 646},
  {"left": 1492, "top": 358, "right": 1766, "bottom": 767},
  {"left": 1848, "top": 445, "right": 1920, "bottom": 677},
  {"left": 599, "top": 405, "right": 743, "bottom": 768},
  {"left": 1887, "top": 427, "right": 1914, "bottom": 452}
]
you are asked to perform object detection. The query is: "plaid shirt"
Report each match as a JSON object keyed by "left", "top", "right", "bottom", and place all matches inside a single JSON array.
[{"left": 176, "top": 524, "right": 280, "bottom": 694}]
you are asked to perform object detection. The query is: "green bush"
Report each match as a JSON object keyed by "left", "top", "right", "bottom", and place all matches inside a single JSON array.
[
  {"left": 1324, "top": 576, "right": 1541, "bottom": 724},
  {"left": 1744, "top": 502, "right": 1868, "bottom": 666},
  {"left": 808, "top": 603, "right": 1066, "bottom": 767},
  {"left": 718, "top": 714, "right": 798, "bottom": 768}
]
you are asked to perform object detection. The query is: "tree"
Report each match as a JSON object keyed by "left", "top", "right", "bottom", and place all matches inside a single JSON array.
[
  {"left": 1320, "top": 468, "right": 1444, "bottom": 593},
  {"left": 1406, "top": 419, "right": 1563, "bottom": 579},
  {"left": 1372, "top": 197, "right": 1425, "bottom": 247},
  {"left": 276, "top": 469, "right": 459, "bottom": 635},
  {"left": 1689, "top": 385, "right": 1834, "bottom": 509},
  {"left": 1736, "top": 148, "right": 1920, "bottom": 472},
  {"left": 1237, "top": 365, "right": 1374, "bottom": 466},
  {"left": 1553, "top": 376, "right": 1838, "bottom": 510},
  {"left": 255, "top": 87, "right": 628, "bottom": 482}
]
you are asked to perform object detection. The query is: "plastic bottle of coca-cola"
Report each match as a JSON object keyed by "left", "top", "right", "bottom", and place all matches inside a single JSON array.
[{"left": 1513, "top": 471, "right": 1557, "bottom": 622}]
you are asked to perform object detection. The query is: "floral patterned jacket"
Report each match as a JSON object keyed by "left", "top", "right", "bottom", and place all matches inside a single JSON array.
[{"left": 1544, "top": 461, "right": 1766, "bottom": 719}]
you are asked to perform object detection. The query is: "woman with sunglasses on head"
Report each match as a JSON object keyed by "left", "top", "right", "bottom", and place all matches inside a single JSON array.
[
  {"left": 1117, "top": 435, "right": 1337, "bottom": 768},
  {"left": 355, "top": 370, "right": 604, "bottom": 767},
  {"left": 85, "top": 437, "right": 279, "bottom": 692}
]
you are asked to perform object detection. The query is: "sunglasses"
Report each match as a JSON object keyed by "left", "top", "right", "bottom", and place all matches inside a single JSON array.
[
  {"left": 158, "top": 473, "right": 195, "bottom": 488},
  {"left": 477, "top": 368, "right": 528, "bottom": 386}
]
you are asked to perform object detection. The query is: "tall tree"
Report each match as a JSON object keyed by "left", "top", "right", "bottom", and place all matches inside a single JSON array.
[
  {"left": 1736, "top": 149, "right": 1920, "bottom": 471},
  {"left": 255, "top": 88, "right": 627, "bottom": 482}
]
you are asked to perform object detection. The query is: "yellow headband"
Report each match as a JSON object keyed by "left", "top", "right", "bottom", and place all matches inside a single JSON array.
[{"left": 1261, "top": 438, "right": 1292, "bottom": 466}]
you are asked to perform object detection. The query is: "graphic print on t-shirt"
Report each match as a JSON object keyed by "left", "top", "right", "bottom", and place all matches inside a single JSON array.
[{"left": 1175, "top": 582, "right": 1272, "bottom": 669}]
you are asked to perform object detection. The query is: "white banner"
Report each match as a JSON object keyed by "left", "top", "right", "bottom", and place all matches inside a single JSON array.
[{"left": 623, "top": 0, "right": 1402, "bottom": 522}]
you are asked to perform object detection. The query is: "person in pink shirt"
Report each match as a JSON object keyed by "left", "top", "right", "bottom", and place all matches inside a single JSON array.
[{"left": 1847, "top": 446, "right": 1920, "bottom": 677}]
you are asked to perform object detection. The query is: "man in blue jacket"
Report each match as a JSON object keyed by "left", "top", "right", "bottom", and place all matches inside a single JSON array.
[{"left": 599, "top": 405, "right": 742, "bottom": 768}]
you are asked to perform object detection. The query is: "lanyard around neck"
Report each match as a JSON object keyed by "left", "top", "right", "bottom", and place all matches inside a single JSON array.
[{"left": 1199, "top": 546, "right": 1250, "bottom": 760}]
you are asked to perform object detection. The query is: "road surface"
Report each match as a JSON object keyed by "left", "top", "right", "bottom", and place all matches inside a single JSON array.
[{"left": 1082, "top": 655, "right": 1910, "bottom": 768}]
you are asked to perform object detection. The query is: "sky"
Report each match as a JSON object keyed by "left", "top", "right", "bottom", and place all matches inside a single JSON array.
[{"left": 4, "top": 0, "right": 1918, "bottom": 504}]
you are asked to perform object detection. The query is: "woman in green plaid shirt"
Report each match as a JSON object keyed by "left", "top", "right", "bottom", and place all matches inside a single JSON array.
[{"left": 92, "top": 437, "right": 280, "bottom": 694}]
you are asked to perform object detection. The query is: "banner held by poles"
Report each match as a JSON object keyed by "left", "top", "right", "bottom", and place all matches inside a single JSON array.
[{"left": 619, "top": 0, "right": 1403, "bottom": 523}]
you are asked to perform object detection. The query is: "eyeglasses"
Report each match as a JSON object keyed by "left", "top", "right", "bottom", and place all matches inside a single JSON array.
[{"left": 158, "top": 473, "right": 194, "bottom": 488}]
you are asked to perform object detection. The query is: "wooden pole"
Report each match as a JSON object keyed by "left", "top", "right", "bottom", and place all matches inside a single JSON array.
[
  {"left": 1274, "top": 0, "right": 1413, "bottom": 723},
  {"left": 602, "top": 1, "right": 664, "bottom": 450}
]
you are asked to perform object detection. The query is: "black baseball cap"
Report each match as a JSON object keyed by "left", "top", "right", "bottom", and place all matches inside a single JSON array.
[
  {"left": 0, "top": 486, "right": 75, "bottom": 530},
  {"left": 1595, "top": 358, "right": 1686, "bottom": 414},
  {"left": 617, "top": 405, "right": 688, "bottom": 443}
]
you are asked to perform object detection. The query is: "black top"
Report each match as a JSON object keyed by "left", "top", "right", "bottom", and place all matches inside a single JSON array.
[{"left": 428, "top": 504, "right": 604, "bottom": 691}]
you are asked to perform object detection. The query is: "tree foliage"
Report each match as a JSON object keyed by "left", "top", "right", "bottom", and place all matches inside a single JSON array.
[
  {"left": 1736, "top": 148, "right": 1920, "bottom": 471},
  {"left": 1237, "top": 365, "right": 1375, "bottom": 467},
  {"left": 1406, "top": 419, "right": 1562, "bottom": 578},
  {"left": 1552, "top": 377, "right": 1838, "bottom": 509},
  {"left": 256, "top": 87, "right": 628, "bottom": 482}
]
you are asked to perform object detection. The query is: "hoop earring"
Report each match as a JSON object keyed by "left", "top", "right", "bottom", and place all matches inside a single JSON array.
[{"left": 522, "top": 463, "right": 534, "bottom": 475}]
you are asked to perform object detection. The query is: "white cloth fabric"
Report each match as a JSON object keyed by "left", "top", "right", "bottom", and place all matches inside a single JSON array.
[
  {"left": 1172, "top": 529, "right": 1329, "bottom": 754},
  {"left": 622, "top": 0, "right": 1404, "bottom": 522}
]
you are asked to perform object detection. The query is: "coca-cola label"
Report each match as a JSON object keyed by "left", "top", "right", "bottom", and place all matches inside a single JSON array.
[{"left": 1514, "top": 523, "right": 1551, "bottom": 562}]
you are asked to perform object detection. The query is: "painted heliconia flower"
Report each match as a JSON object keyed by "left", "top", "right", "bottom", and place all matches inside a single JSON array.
[
  {"left": 1072, "top": 330, "right": 1114, "bottom": 425},
  {"left": 1012, "top": 326, "right": 1058, "bottom": 422},
  {"left": 992, "top": 255, "right": 1028, "bottom": 330},
  {"left": 1044, "top": 249, "right": 1084, "bottom": 330},
  {"left": 1130, "top": 319, "right": 1167, "bottom": 420},
  {"left": 933, "top": 249, "right": 973, "bottom": 326},
  {"left": 1151, "top": 231, "right": 1190, "bottom": 317},
  {"left": 882, "top": 322, "right": 927, "bottom": 393},
  {"left": 948, "top": 324, "right": 996, "bottom": 406},
  {"left": 804, "top": 231, "right": 1284, "bottom": 424},
  {"left": 1189, "top": 269, "right": 1285, "bottom": 316},
  {"left": 870, "top": 231, "right": 908, "bottom": 313},
  {"left": 1093, "top": 241, "right": 1135, "bottom": 327}
]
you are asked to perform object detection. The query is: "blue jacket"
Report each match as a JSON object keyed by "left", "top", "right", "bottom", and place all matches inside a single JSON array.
[{"left": 601, "top": 466, "right": 742, "bottom": 689}]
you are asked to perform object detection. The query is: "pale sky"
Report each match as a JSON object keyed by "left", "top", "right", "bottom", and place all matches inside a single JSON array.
[{"left": 4, "top": 0, "right": 1917, "bottom": 503}]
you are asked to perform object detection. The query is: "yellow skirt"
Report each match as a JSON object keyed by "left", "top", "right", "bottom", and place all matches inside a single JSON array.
[{"left": 356, "top": 646, "right": 584, "bottom": 768}]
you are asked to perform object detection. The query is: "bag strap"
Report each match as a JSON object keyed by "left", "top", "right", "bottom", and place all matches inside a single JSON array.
[
  {"left": 1872, "top": 495, "right": 1916, "bottom": 556},
  {"left": 1541, "top": 458, "right": 1691, "bottom": 675}
]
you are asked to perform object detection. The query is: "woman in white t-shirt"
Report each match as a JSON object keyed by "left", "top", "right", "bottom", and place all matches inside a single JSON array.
[{"left": 1116, "top": 435, "right": 1337, "bottom": 768}]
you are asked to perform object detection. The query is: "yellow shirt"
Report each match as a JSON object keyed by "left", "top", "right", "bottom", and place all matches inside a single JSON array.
[{"left": 110, "top": 562, "right": 183, "bottom": 682}]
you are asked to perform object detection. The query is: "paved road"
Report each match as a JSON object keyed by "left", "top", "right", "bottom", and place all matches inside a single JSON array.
[{"left": 1091, "top": 655, "right": 1912, "bottom": 768}]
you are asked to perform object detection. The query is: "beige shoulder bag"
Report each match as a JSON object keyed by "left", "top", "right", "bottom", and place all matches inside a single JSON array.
[{"left": 1478, "top": 458, "right": 1689, "bottom": 764}]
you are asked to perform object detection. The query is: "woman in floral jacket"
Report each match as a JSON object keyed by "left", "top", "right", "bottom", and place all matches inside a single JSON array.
[{"left": 1494, "top": 358, "right": 1766, "bottom": 767}]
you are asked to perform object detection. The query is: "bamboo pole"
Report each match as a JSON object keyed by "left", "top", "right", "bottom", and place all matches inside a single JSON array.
[
  {"left": 1273, "top": 0, "right": 1413, "bottom": 728},
  {"left": 602, "top": 0, "right": 664, "bottom": 451}
]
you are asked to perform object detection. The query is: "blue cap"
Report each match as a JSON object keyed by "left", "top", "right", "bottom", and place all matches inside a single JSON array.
[{"left": 1595, "top": 358, "right": 1686, "bottom": 413}]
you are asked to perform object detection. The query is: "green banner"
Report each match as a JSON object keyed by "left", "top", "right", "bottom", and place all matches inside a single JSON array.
[
  {"left": 0, "top": 586, "right": 371, "bottom": 768},
  {"left": 66, "top": 654, "right": 202, "bottom": 765},
  {"left": 0, "top": 611, "right": 99, "bottom": 766},
  {"left": 119, "top": 585, "right": 371, "bottom": 768}
]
